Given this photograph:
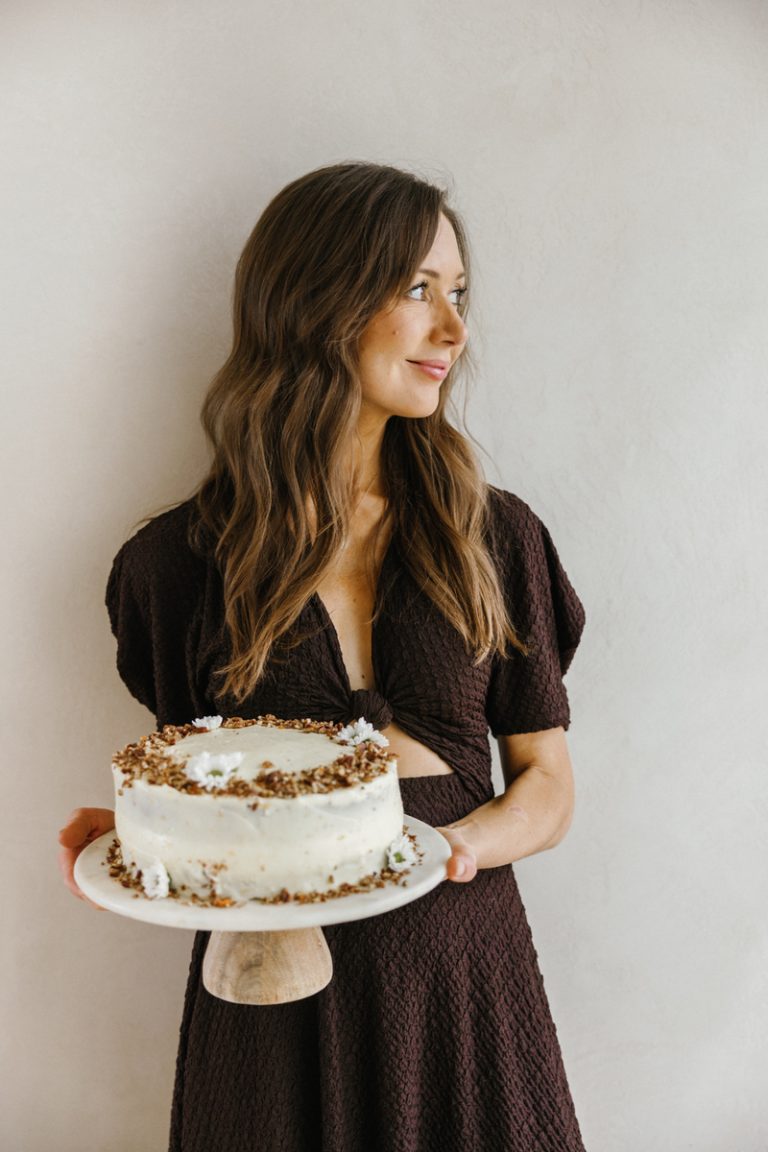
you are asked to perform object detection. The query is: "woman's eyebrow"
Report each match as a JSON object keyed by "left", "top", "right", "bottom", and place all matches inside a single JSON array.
[{"left": 418, "top": 267, "right": 467, "bottom": 281}]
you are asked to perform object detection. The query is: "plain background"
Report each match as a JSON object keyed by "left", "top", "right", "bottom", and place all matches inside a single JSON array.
[{"left": 2, "top": 1, "right": 767, "bottom": 1149}]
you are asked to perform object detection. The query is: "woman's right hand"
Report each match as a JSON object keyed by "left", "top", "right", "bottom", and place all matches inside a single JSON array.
[{"left": 58, "top": 807, "right": 115, "bottom": 908}]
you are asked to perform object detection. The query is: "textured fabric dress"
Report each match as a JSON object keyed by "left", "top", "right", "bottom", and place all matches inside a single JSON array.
[{"left": 106, "top": 487, "right": 587, "bottom": 1152}]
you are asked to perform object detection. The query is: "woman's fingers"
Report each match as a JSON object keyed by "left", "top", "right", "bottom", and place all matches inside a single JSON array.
[
  {"left": 435, "top": 825, "right": 478, "bottom": 883},
  {"left": 445, "top": 849, "right": 477, "bottom": 883},
  {"left": 58, "top": 808, "right": 115, "bottom": 907},
  {"left": 58, "top": 807, "right": 114, "bottom": 848}
]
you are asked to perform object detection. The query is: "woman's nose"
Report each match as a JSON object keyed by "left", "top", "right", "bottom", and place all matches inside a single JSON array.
[{"left": 433, "top": 298, "right": 468, "bottom": 345}]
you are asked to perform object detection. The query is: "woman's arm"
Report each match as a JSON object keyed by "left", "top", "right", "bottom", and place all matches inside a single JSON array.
[{"left": 437, "top": 727, "right": 575, "bottom": 882}]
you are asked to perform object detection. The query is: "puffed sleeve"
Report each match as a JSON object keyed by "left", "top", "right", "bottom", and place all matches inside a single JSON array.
[
  {"left": 485, "top": 491, "right": 586, "bottom": 736},
  {"left": 105, "top": 504, "right": 207, "bottom": 728}
]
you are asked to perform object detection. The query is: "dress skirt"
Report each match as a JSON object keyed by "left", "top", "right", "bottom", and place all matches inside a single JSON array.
[{"left": 169, "top": 775, "right": 586, "bottom": 1152}]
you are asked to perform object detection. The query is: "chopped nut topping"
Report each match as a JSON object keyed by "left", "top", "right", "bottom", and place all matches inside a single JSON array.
[
  {"left": 112, "top": 714, "right": 394, "bottom": 797},
  {"left": 105, "top": 836, "right": 416, "bottom": 906}
]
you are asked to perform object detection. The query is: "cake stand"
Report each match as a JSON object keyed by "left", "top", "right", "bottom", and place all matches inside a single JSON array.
[{"left": 74, "top": 817, "right": 451, "bottom": 1005}]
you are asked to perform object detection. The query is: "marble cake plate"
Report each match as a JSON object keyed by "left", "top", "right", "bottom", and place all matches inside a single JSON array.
[{"left": 74, "top": 816, "right": 451, "bottom": 932}]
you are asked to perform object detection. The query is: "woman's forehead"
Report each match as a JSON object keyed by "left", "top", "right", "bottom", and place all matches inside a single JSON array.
[{"left": 418, "top": 214, "right": 466, "bottom": 280}]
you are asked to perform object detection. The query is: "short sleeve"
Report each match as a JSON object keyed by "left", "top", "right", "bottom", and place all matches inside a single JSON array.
[
  {"left": 485, "top": 491, "right": 586, "bottom": 736},
  {"left": 105, "top": 504, "right": 206, "bottom": 728}
]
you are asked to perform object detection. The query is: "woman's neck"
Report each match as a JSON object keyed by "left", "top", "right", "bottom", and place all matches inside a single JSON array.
[{"left": 351, "top": 411, "right": 388, "bottom": 501}]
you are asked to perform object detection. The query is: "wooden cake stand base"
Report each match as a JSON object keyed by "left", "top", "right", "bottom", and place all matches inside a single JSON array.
[{"left": 202, "top": 927, "right": 334, "bottom": 1004}]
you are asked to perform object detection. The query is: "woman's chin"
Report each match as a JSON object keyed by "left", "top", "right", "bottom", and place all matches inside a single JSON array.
[
  {"left": 358, "top": 388, "right": 442, "bottom": 426},
  {"left": 393, "top": 391, "right": 442, "bottom": 421}
]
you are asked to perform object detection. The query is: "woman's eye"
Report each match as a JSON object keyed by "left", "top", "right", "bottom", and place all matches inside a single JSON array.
[
  {"left": 406, "top": 281, "right": 429, "bottom": 300},
  {"left": 405, "top": 281, "right": 468, "bottom": 307}
]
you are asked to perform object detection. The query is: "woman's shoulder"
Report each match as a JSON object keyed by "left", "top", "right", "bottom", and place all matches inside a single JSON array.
[
  {"left": 105, "top": 498, "right": 212, "bottom": 723},
  {"left": 486, "top": 485, "right": 533, "bottom": 519},
  {"left": 484, "top": 484, "right": 548, "bottom": 551},
  {"left": 484, "top": 483, "right": 585, "bottom": 662},
  {"left": 108, "top": 497, "right": 209, "bottom": 602}
]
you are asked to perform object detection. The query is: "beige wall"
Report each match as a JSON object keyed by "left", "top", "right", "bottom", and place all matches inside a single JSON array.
[{"left": 3, "top": 1, "right": 767, "bottom": 1148}]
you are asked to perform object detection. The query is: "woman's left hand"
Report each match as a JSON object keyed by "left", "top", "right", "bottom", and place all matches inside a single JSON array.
[{"left": 436, "top": 824, "right": 478, "bottom": 883}]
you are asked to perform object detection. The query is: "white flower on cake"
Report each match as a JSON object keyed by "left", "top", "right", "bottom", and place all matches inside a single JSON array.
[
  {"left": 335, "top": 717, "right": 389, "bottom": 748},
  {"left": 141, "top": 859, "right": 170, "bottom": 899},
  {"left": 192, "top": 715, "right": 223, "bottom": 731},
  {"left": 183, "top": 750, "right": 244, "bottom": 790},
  {"left": 387, "top": 833, "right": 417, "bottom": 872}
]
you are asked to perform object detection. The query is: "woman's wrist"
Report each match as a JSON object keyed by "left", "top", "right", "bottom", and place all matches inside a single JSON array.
[
  {"left": 444, "top": 797, "right": 530, "bottom": 869},
  {"left": 438, "top": 777, "right": 567, "bottom": 878}
]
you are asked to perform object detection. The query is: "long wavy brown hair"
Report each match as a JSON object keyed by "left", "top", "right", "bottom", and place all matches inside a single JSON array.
[{"left": 194, "top": 162, "right": 527, "bottom": 702}]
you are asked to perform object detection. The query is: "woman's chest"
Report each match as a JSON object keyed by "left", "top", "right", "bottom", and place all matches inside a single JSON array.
[
  {"left": 314, "top": 561, "right": 376, "bottom": 692},
  {"left": 200, "top": 555, "right": 493, "bottom": 743}
]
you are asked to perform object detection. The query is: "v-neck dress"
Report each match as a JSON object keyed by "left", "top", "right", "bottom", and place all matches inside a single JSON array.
[{"left": 106, "top": 486, "right": 587, "bottom": 1152}]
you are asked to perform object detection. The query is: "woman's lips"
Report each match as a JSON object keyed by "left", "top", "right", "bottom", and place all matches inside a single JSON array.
[{"left": 407, "top": 359, "right": 450, "bottom": 380}]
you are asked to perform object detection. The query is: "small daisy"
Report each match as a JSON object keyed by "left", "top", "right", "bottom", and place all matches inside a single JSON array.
[{"left": 336, "top": 717, "right": 389, "bottom": 748}]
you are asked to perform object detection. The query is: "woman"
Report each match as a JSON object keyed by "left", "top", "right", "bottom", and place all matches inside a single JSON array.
[{"left": 60, "top": 162, "right": 587, "bottom": 1151}]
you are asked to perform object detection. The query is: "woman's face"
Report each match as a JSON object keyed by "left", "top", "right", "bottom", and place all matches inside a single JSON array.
[{"left": 357, "top": 214, "right": 468, "bottom": 424}]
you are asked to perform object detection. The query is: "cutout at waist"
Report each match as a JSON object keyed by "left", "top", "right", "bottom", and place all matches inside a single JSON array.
[{"left": 383, "top": 721, "right": 455, "bottom": 779}]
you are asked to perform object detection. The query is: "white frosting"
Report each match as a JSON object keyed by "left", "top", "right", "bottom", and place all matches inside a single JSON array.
[
  {"left": 168, "top": 725, "right": 347, "bottom": 780},
  {"left": 114, "top": 721, "right": 404, "bottom": 902}
]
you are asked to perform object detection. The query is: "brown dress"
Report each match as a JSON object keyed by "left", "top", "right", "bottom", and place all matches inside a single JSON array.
[{"left": 106, "top": 487, "right": 587, "bottom": 1152}]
